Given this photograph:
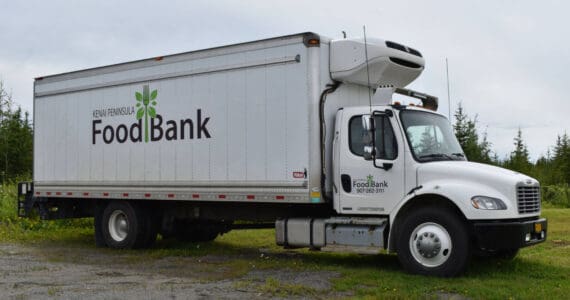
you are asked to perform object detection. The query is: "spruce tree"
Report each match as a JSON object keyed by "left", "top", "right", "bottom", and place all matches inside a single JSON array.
[
  {"left": 506, "top": 128, "right": 532, "bottom": 175},
  {"left": 453, "top": 103, "right": 492, "bottom": 164}
]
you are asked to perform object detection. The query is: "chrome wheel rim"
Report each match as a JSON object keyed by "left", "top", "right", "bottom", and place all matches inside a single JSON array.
[
  {"left": 409, "top": 222, "right": 452, "bottom": 267},
  {"left": 108, "top": 210, "right": 129, "bottom": 242}
]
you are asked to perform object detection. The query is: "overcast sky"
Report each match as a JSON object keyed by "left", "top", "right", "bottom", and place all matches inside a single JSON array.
[{"left": 1, "top": 0, "right": 568, "bottom": 160}]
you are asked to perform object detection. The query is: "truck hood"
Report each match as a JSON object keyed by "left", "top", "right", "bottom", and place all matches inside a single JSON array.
[{"left": 416, "top": 161, "right": 538, "bottom": 204}]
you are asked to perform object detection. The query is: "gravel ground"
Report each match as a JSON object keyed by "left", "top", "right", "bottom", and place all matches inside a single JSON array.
[{"left": 0, "top": 243, "right": 341, "bottom": 299}]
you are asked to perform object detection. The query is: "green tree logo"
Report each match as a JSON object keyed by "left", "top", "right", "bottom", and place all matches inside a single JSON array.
[
  {"left": 367, "top": 174, "right": 374, "bottom": 185},
  {"left": 135, "top": 85, "right": 158, "bottom": 143}
]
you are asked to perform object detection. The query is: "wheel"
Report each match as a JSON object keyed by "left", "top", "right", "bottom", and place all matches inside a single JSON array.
[
  {"left": 99, "top": 201, "right": 152, "bottom": 249},
  {"left": 94, "top": 204, "right": 106, "bottom": 247},
  {"left": 396, "top": 207, "right": 471, "bottom": 277},
  {"left": 140, "top": 206, "right": 159, "bottom": 248}
]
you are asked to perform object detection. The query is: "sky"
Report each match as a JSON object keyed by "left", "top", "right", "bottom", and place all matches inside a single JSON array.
[{"left": 0, "top": 0, "right": 568, "bottom": 160}]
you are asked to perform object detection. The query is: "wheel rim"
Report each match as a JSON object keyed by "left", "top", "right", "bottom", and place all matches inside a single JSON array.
[
  {"left": 108, "top": 210, "right": 129, "bottom": 242},
  {"left": 409, "top": 222, "right": 452, "bottom": 268}
]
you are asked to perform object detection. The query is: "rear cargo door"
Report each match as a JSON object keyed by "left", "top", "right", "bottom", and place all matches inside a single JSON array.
[{"left": 336, "top": 107, "right": 405, "bottom": 215}]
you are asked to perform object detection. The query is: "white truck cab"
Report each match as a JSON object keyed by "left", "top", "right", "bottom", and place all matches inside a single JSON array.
[{"left": 326, "top": 93, "right": 546, "bottom": 276}]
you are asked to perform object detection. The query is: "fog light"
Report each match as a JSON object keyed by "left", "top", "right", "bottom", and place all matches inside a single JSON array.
[
  {"left": 525, "top": 233, "right": 531, "bottom": 242},
  {"left": 541, "top": 231, "right": 545, "bottom": 239}
]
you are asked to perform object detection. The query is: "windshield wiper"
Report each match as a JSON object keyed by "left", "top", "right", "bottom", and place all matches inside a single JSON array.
[
  {"left": 451, "top": 153, "right": 465, "bottom": 158},
  {"left": 419, "top": 153, "right": 454, "bottom": 160}
]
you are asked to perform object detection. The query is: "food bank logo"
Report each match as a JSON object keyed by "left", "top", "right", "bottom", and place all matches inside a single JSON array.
[
  {"left": 353, "top": 174, "right": 388, "bottom": 194},
  {"left": 92, "top": 84, "right": 211, "bottom": 145},
  {"left": 135, "top": 85, "right": 158, "bottom": 143}
]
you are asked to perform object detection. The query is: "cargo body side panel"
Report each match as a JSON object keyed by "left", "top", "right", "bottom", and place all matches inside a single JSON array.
[{"left": 34, "top": 37, "right": 314, "bottom": 203}]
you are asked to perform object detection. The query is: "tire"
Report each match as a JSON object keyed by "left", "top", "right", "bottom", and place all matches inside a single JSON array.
[
  {"left": 100, "top": 201, "right": 150, "bottom": 249},
  {"left": 396, "top": 207, "right": 471, "bottom": 277},
  {"left": 140, "top": 206, "right": 158, "bottom": 248},
  {"left": 94, "top": 204, "right": 106, "bottom": 247}
]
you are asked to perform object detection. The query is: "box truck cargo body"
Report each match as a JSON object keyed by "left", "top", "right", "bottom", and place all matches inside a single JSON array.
[
  {"left": 33, "top": 34, "right": 322, "bottom": 203},
  {"left": 19, "top": 32, "right": 547, "bottom": 277}
]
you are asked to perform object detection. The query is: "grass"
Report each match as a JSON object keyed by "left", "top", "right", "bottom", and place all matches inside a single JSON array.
[{"left": 1, "top": 182, "right": 570, "bottom": 298}]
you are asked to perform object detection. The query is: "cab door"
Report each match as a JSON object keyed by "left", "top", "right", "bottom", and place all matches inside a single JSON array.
[{"left": 334, "top": 107, "right": 405, "bottom": 215}]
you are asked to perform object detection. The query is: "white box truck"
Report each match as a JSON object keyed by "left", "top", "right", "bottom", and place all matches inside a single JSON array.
[{"left": 18, "top": 32, "right": 546, "bottom": 276}]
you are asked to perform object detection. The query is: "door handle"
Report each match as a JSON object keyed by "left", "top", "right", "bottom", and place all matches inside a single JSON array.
[{"left": 341, "top": 174, "right": 351, "bottom": 193}]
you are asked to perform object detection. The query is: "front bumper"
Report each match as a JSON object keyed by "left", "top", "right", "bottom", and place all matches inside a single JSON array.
[{"left": 472, "top": 218, "right": 547, "bottom": 250}]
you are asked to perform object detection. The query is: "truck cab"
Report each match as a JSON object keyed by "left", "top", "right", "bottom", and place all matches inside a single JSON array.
[{"left": 326, "top": 95, "right": 546, "bottom": 276}]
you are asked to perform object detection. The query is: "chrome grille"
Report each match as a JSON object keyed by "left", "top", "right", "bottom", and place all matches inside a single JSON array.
[{"left": 517, "top": 185, "right": 541, "bottom": 214}]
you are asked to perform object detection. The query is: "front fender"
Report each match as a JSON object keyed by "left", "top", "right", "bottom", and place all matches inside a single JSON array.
[
  {"left": 409, "top": 180, "right": 518, "bottom": 220},
  {"left": 386, "top": 179, "right": 519, "bottom": 252}
]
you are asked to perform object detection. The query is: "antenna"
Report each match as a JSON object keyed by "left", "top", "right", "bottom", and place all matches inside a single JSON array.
[
  {"left": 446, "top": 58, "right": 451, "bottom": 119},
  {"left": 363, "top": 25, "right": 372, "bottom": 113}
]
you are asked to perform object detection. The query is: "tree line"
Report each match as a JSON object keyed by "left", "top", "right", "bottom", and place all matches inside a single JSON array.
[
  {"left": 0, "top": 81, "right": 33, "bottom": 182},
  {"left": 453, "top": 102, "right": 568, "bottom": 186}
]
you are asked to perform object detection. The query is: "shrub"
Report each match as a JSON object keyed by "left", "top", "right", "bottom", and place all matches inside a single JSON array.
[{"left": 541, "top": 184, "right": 570, "bottom": 208}]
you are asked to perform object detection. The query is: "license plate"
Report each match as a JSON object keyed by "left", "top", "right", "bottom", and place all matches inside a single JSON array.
[{"left": 534, "top": 223, "right": 542, "bottom": 233}]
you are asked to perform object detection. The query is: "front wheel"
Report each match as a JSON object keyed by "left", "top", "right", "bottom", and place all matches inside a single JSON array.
[{"left": 396, "top": 207, "right": 471, "bottom": 277}]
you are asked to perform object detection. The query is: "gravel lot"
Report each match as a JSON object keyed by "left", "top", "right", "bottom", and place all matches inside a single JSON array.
[{"left": 0, "top": 243, "right": 341, "bottom": 299}]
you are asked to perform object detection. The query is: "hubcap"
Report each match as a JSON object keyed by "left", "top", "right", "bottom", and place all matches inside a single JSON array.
[
  {"left": 409, "top": 222, "right": 452, "bottom": 267},
  {"left": 108, "top": 210, "right": 129, "bottom": 242}
]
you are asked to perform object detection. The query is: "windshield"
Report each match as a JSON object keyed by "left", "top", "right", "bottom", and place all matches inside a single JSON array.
[{"left": 400, "top": 110, "right": 466, "bottom": 162}]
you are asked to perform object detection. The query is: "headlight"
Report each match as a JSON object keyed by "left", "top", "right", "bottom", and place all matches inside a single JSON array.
[{"left": 471, "top": 196, "right": 507, "bottom": 210}]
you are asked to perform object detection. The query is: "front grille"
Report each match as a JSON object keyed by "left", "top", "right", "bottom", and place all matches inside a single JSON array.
[{"left": 517, "top": 185, "right": 541, "bottom": 214}]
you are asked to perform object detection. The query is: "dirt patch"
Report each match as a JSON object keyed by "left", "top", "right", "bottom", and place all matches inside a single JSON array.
[
  {"left": 0, "top": 243, "right": 342, "bottom": 299},
  {"left": 551, "top": 239, "right": 570, "bottom": 247}
]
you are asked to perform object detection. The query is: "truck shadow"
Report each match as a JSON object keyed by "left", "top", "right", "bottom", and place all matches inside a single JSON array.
[
  {"left": 33, "top": 231, "right": 565, "bottom": 280},
  {"left": 152, "top": 238, "right": 565, "bottom": 278}
]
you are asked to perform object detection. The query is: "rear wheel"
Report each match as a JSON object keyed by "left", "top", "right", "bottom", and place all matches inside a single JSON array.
[
  {"left": 98, "top": 201, "right": 155, "bottom": 249},
  {"left": 396, "top": 207, "right": 471, "bottom": 277}
]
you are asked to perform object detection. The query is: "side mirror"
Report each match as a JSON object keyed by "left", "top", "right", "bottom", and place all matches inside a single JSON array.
[{"left": 363, "top": 145, "right": 374, "bottom": 161}]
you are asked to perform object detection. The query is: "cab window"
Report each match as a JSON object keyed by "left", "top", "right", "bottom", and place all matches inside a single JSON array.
[{"left": 349, "top": 115, "right": 397, "bottom": 160}]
